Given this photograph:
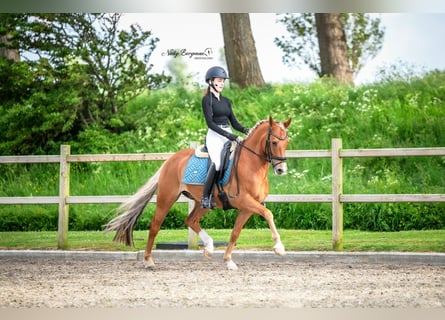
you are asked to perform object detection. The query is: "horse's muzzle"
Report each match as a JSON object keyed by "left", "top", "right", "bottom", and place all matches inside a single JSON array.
[{"left": 273, "top": 162, "right": 288, "bottom": 175}]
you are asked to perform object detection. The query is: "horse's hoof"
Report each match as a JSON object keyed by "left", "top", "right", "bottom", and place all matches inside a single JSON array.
[
  {"left": 226, "top": 260, "right": 238, "bottom": 271},
  {"left": 143, "top": 258, "right": 155, "bottom": 270},
  {"left": 204, "top": 247, "right": 214, "bottom": 260},
  {"left": 273, "top": 243, "right": 286, "bottom": 256},
  {"left": 203, "top": 241, "right": 214, "bottom": 259},
  {"left": 273, "top": 248, "right": 286, "bottom": 256}
]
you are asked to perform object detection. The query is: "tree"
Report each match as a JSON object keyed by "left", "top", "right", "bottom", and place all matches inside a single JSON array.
[
  {"left": 0, "top": 35, "right": 19, "bottom": 61},
  {"left": 315, "top": 13, "right": 353, "bottom": 84},
  {"left": 275, "top": 13, "right": 384, "bottom": 84},
  {"left": 0, "top": 15, "right": 20, "bottom": 62},
  {"left": 0, "top": 13, "right": 170, "bottom": 154},
  {"left": 220, "top": 13, "right": 265, "bottom": 88}
]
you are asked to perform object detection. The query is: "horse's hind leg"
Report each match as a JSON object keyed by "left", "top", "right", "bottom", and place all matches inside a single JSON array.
[
  {"left": 143, "top": 194, "right": 178, "bottom": 269},
  {"left": 185, "top": 203, "right": 213, "bottom": 258}
]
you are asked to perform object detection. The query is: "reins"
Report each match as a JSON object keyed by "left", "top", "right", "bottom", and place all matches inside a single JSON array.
[{"left": 227, "top": 125, "right": 288, "bottom": 200}]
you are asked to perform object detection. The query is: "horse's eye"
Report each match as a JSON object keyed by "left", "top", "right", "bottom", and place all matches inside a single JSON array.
[{"left": 272, "top": 141, "right": 278, "bottom": 146}]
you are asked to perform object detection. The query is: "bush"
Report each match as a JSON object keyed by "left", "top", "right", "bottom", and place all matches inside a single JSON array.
[
  {"left": 0, "top": 206, "right": 58, "bottom": 231},
  {"left": 345, "top": 203, "right": 445, "bottom": 231},
  {"left": 1, "top": 73, "right": 444, "bottom": 232}
]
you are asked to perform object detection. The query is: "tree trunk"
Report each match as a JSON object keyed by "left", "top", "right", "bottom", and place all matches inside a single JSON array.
[
  {"left": 0, "top": 34, "right": 20, "bottom": 62},
  {"left": 315, "top": 13, "right": 353, "bottom": 85},
  {"left": 220, "top": 13, "right": 265, "bottom": 88}
]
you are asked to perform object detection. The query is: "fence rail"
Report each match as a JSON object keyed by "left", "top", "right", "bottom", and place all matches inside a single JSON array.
[{"left": 1, "top": 139, "right": 444, "bottom": 250}]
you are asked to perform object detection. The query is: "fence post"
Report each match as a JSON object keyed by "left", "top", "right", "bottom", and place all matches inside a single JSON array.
[
  {"left": 58, "top": 145, "right": 70, "bottom": 249},
  {"left": 188, "top": 142, "right": 199, "bottom": 249},
  {"left": 332, "top": 138, "right": 343, "bottom": 251}
]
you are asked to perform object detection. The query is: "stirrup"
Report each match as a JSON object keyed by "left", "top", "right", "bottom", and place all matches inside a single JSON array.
[{"left": 200, "top": 196, "right": 216, "bottom": 209}]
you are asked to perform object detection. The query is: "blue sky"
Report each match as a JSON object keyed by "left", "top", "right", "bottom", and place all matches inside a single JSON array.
[{"left": 121, "top": 13, "right": 445, "bottom": 85}]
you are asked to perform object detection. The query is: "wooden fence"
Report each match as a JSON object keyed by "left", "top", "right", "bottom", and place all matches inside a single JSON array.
[{"left": 1, "top": 139, "right": 444, "bottom": 250}]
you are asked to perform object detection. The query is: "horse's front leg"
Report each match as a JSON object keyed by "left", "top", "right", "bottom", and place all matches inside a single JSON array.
[
  {"left": 224, "top": 210, "right": 252, "bottom": 270},
  {"left": 269, "top": 218, "right": 286, "bottom": 256},
  {"left": 256, "top": 203, "right": 286, "bottom": 256}
]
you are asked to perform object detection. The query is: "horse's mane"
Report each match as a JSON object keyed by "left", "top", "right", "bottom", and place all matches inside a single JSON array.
[{"left": 246, "top": 119, "right": 268, "bottom": 139}]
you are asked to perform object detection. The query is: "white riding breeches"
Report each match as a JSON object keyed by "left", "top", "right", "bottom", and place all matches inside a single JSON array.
[{"left": 205, "top": 126, "right": 232, "bottom": 171}]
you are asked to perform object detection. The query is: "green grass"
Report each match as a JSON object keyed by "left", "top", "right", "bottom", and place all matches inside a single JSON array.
[{"left": 0, "top": 229, "right": 444, "bottom": 252}]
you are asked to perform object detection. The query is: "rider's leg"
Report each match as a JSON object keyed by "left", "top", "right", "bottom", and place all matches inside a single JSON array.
[{"left": 200, "top": 162, "right": 217, "bottom": 209}]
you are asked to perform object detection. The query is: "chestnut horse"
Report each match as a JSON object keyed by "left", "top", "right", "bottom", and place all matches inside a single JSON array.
[{"left": 104, "top": 116, "right": 291, "bottom": 270}]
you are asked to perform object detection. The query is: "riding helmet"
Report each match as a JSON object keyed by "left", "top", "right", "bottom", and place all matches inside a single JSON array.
[{"left": 205, "top": 66, "right": 229, "bottom": 83}]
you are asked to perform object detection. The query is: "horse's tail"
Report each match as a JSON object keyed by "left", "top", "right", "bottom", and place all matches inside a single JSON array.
[{"left": 103, "top": 163, "right": 164, "bottom": 246}]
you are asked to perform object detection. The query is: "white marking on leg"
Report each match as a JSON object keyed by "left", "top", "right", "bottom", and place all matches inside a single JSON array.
[
  {"left": 143, "top": 257, "right": 155, "bottom": 269},
  {"left": 225, "top": 260, "right": 238, "bottom": 271},
  {"left": 273, "top": 241, "right": 286, "bottom": 256},
  {"left": 199, "top": 229, "right": 214, "bottom": 257}
]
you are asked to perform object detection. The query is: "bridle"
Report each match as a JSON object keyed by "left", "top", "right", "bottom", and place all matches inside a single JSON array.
[
  {"left": 265, "top": 127, "right": 289, "bottom": 168},
  {"left": 238, "top": 127, "right": 288, "bottom": 169}
]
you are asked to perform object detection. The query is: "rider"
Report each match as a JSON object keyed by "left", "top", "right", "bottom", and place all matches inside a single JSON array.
[{"left": 200, "top": 66, "right": 250, "bottom": 209}]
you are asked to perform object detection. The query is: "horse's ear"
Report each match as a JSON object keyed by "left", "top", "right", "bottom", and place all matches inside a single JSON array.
[
  {"left": 269, "top": 115, "right": 274, "bottom": 126},
  {"left": 284, "top": 118, "right": 292, "bottom": 128}
]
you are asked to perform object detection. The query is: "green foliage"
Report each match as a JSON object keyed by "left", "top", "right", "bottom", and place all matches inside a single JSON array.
[
  {"left": 274, "top": 13, "right": 384, "bottom": 77},
  {"left": 0, "top": 206, "right": 58, "bottom": 231},
  {"left": 121, "top": 87, "right": 207, "bottom": 152},
  {"left": 344, "top": 14, "right": 385, "bottom": 73},
  {"left": 0, "top": 72, "right": 444, "bottom": 231},
  {"left": 0, "top": 59, "right": 80, "bottom": 155},
  {"left": 345, "top": 203, "right": 445, "bottom": 231},
  {"left": 0, "top": 13, "right": 170, "bottom": 155},
  {"left": 274, "top": 13, "right": 318, "bottom": 73}
]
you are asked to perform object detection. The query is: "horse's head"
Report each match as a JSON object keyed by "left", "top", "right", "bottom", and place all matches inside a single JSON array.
[
  {"left": 266, "top": 116, "right": 291, "bottom": 175},
  {"left": 242, "top": 116, "right": 291, "bottom": 175}
]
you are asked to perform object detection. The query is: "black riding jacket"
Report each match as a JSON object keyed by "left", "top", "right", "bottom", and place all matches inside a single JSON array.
[{"left": 201, "top": 92, "right": 249, "bottom": 141}]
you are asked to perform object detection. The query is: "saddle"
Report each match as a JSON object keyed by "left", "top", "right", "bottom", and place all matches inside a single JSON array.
[
  {"left": 196, "top": 140, "right": 236, "bottom": 179},
  {"left": 181, "top": 141, "right": 237, "bottom": 189}
]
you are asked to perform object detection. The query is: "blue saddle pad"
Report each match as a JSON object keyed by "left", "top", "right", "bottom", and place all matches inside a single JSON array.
[{"left": 181, "top": 155, "right": 233, "bottom": 186}]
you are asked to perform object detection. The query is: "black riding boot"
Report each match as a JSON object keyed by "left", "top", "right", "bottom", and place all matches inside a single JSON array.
[{"left": 200, "top": 162, "right": 217, "bottom": 209}]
